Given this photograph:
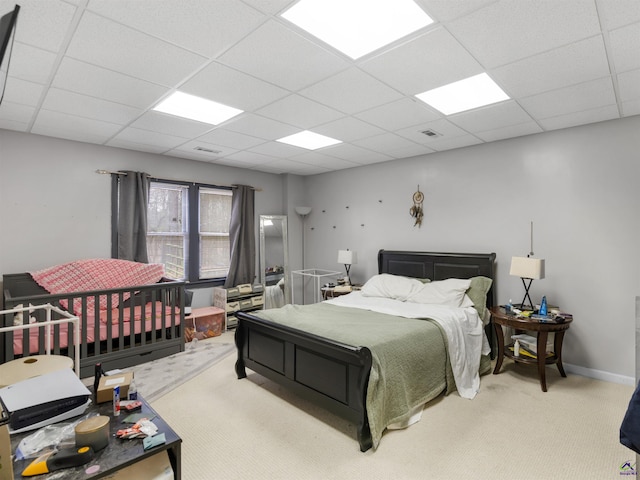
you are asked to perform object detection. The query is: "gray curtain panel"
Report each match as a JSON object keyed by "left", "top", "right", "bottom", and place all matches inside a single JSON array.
[
  {"left": 117, "top": 171, "right": 150, "bottom": 263},
  {"left": 224, "top": 185, "right": 255, "bottom": 287}
]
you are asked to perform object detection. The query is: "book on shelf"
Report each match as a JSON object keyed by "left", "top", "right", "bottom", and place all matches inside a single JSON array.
[
  {"left": 531, "top": 313, "right": 554, "bottom": 322},
  {"left": 333, "top": 284, "right": 352, "bottom": 293},
  {"left": 511, "top": 334, "right": 553, "bottom": 355},
  {"left": 509, "top": 345, "right": 553, "bottom": 359}
]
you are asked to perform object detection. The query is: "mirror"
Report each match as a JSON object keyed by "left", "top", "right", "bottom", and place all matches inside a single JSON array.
[{"left": 260, "top": 215, "right": 290, "bottom": 308}]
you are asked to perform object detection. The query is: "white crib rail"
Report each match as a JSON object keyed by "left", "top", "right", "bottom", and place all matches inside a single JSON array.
[{"left": 0, "top": 303, "right": 80, "bottom": 377}]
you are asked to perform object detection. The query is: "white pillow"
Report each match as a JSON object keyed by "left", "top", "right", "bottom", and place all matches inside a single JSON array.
[
  {"left": 361, "top": 274, "right": 425, "bottom": 301},
  {"left": 406, "top": 278, "right": 472, "bottom": 307},
  {"left": 460, "top": 294, "right": 475, "bottom": 308}
]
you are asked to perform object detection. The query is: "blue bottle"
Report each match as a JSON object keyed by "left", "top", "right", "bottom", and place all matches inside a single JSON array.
[{"left": 540, "top": 296, "right": 548, "bottom": 316}]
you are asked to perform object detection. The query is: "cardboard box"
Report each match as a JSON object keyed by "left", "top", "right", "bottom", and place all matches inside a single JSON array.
[
  {"left": 0, "top": 423, "right": 12, "bottom": 480},
  {"left": 184, "top": 306, "right": 225, "bottom": 342},
  {"left": 97, "top": 372, "right": 133, "bottom": 404},
  {"left": 101, "top": 451, "right": 173, "bottom": 479},
  {"left": 1, "top": 401, "right": 12, "bottom": 480}
]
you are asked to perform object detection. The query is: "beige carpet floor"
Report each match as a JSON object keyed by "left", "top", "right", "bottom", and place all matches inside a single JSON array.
[{"left": 151, "top": 332, "right": 635, "bottom": 480}]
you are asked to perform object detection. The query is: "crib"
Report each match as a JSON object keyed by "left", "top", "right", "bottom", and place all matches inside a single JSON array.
[{"left": 2, "top": 272, "right": 185, "bottom": 378}]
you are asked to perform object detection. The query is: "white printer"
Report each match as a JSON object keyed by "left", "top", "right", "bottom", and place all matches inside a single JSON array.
[{"left": 0, "top": 368, "right": 90, "bottom": 434}]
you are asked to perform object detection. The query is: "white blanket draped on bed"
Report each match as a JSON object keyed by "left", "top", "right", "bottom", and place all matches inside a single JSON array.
[
  {"left": 265, "top": 279, "right": 285, "bottom": 309},
  {"left": 325, "top": 292, "right": 491, "bottom": 399}
]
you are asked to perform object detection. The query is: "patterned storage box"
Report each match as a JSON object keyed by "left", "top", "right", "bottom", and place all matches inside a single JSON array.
[{"left": 184, "top": 306, "right": 225, "bottom": 342}]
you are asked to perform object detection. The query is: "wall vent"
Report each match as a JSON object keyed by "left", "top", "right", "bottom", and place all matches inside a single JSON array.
[
  {"left": 194, "top": 146, "right": 221, "bottom": 154},
  {"left": 420, "top": 129, "right": 442, "bottom": 138}
]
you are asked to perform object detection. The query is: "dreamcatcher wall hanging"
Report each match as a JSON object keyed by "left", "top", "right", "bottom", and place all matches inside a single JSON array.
[{"left": 410, "top": 186, "right": 424, "bottom": 227}]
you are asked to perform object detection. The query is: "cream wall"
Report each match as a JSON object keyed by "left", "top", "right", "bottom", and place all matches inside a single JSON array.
[
  {"left": 1, "top": 115, "right": 639, "bottom": 382},
  {"left": 301, "top": 115, "right": 640, "bottom": 383}
]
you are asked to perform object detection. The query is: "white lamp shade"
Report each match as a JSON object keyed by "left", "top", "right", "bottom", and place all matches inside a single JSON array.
[
  {"left": 295, "top": 206, "right": 312, "bottom": 216},
  {"left": 510, "top": 257, "right": 545, "bottom": 280},
  {"left": 337, "top": 250, "right": 357, "bottom": 265}
]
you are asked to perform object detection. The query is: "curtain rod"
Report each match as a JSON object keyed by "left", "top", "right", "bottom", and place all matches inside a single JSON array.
[{"left": 96, "top": 169, "right": 261, "bottom": 191}]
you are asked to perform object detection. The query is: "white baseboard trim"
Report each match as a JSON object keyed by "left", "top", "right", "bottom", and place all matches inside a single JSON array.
[{"left": 564, "top": 363, "right": 635, "bottom": 386}]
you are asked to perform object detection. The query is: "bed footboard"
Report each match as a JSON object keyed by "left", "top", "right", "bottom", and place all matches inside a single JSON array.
[{"left": 235, "top": 311, "right": 373, "bottom": 452}]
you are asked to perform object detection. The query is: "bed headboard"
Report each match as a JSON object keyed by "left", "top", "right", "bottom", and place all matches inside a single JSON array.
[{"left": 377, "top": 250, "right": 497, "bottom": 310}]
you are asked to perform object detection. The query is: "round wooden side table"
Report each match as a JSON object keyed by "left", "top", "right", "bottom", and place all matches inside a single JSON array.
[{"left": 490, "top": 306, "right": 572, "bottom": 392}]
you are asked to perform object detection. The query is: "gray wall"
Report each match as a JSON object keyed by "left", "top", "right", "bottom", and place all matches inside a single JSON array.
[
  {"left": 302, "top": 115, "right": 640, "bottom": 383},
  {"left": 0, "top": 130, "right": 290, "bottom": 307},
  {"left": 2, "top": 115, "right": 639, "bottom": 382}
]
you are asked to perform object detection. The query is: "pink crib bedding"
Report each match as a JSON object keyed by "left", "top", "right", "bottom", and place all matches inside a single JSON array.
[
  {"left": 12, "top": 302, "right": 180, "bottom": 356},
  {"left": 30, "top": 259, "right": 165, "bottom": 314}
]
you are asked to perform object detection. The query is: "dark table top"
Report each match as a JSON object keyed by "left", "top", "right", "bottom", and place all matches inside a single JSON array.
[{"left": 10, "top": 394, "right": 181, "bottom": 479}]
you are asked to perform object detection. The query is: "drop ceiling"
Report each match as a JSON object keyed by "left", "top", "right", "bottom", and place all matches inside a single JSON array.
[{"left": 0, "top": 0, "right": 638, "bottom": 176}]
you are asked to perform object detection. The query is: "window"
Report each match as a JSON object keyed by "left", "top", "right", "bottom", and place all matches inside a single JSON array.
[
  {"left": 198, "top": 187, "right": 232, "bottom": 279},
  {"left": 146, "top": 180, "right": 232, "bottom": 283},
  {"left": 146, "top": 182, "right": 188, "bottom": 279}
]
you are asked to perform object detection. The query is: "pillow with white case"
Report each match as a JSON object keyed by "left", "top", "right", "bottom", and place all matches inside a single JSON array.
[
  {"left": 360, "top": 274, "right": 426, "bottom": 301},
  {"left": 406, "top": 278, "right": 472, "bottom": 307}
]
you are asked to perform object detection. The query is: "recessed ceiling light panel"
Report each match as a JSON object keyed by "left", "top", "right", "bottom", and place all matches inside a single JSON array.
[
  {"left": 153, "top": 91, "right": 243, "bottom": 125},
  {"left": 281, "top": 0, "right": 433, "bottom": 60},
  {"left": 416, "top": 73, "right": 510, "bottom": 115},
  {"left": 277, "top": 130, "right": 342, "bottom": 150}
]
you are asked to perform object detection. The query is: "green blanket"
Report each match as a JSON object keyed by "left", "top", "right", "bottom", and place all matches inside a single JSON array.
[{"left": 256, "top": 302, "right": 455, "bottom": 449}]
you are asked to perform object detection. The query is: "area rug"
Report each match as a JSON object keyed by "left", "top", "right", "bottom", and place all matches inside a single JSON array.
[{"left": 123, "top": 340, "right": 235, "bottom": 403}]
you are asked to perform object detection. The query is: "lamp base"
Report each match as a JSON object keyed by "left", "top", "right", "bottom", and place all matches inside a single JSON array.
[
  {"left": 519, "top": 277, "right": 535, "bottom": 311},
  {"left": 344, "top": 264, "right": 352, "bottom": 286}
]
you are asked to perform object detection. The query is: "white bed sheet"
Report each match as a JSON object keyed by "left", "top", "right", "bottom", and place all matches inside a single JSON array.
[{"left": 324, "top": 291, "right": 490, "bottom": 400}]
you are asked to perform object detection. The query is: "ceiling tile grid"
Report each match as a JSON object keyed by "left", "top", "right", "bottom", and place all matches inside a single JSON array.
[
  {"left": 40, "top": 88, "right": 141, "bottom": 125},
  {"left": 179, "top": 61, "right": 289, "bottom": 112},
  {"left": 222, "top": 113, "right": 299, "bottom": 141},
  {"left": 0, "top": 101, "right": 34, "bottom": 129},
  {"left": 65, "top": 11, "right": 208, "bottom": 87},
  {"left": 445, "top": 0, "right": 602, "bottom": 69},
  {"left": 618, "top": 69, "right": 640, "bottom": 103},
  {"left": 298, "top": 67, "right": 404, "bottom": 115},
  {"left": 31, "top": 108, "right": 123, "bottom": 143},
  {"left": 358, "top": 27, "right": 486, "bottom": 95},
  {"left": 0, "top": 0, "right": 638, "bottom": 175},
  {"left": 50, "top": 58, "right": 170, "bottom": 109},
  {"left": 85, "top": 0, "right": 266, "bottom": 59}
]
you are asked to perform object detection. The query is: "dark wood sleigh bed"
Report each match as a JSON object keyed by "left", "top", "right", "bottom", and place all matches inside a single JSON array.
[{"left": 235, "top": 250, "right": 496, "bottom": 452}]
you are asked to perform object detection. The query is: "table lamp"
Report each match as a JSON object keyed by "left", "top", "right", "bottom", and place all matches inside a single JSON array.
[
  {"left": 337, "top": 249, "right": 357, "bottom": 285},
  {"left": 509, "top": 256, "right": 545, "bottom": 310}
]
